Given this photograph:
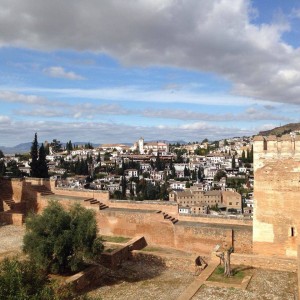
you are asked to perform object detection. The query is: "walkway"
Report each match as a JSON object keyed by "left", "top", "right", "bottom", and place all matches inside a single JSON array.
[{"left": 176, "top": 254, "right": 220, "bottom": 300}]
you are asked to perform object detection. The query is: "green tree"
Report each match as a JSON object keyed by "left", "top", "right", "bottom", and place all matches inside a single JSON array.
[
  {"left": 248, "top": 145, "right": 253, "bottom": 163},
  {"left": 0, "top": 257, "right": 95, "bottom": 300},
  {"left": 0, "top": 160, "right": 6, "bottom": 176},
  {"left": 184, "top": 166, "right": 190, "bottom": 178},
  {"left": 0, "top": 149, "right": 4, "bottom": 158},
  {"left": 232, "top": 155, "right": 236, "bottom": 169},
  {"left": 66, "top": 140, "right": 73, "bottom": 154},
  {"left": 0, "top": 257, "right": 52, "bottom": 300},
  {"left": 7, "top": 160, "right": 21, "bottom": 177},
  {"left": 30, "top": 133, "right": 39, "bottom": 177},
  {"left": 241, "top": 150, "right": 246, "bottom": 163},
  {"left": 38, "top": 144, "right": 49, "bottom": 178},
  {"left": 50, "top": 139, "right": 62, "bottom": 153},
  {"left": 214, "top": 170, "right": 227, "bottom": 182},
  {"left": 121, "top": 175, "right": 127, "bottom": 198},
  {"left": 23, "top": 201, "right": 103, "bottom": 274}
]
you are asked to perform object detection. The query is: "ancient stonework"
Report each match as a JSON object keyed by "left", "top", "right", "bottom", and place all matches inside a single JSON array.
[{"left": 253, "top": 135, "right": 300, "bottom": 257}]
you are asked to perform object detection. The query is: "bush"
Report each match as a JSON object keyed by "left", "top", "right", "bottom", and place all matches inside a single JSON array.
[
  {"left": 23, "top": 201, "right": 103, "bottom": 274},
  {"left": 0, "top": 257, "right": 99, "bottom": 300},
  {"left": 0, "top": 257, "right": 51, "bottom": 300}
]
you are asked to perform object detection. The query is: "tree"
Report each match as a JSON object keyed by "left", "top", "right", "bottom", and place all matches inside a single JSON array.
[
  {"left": 0, "top": 257, "right": 94, "bottom": 300},
  {"left": 38, "top": 144, "right": 49, "bottom": 178},
  {"left": 50, "top": 139, "right": 62, "bottom": 153},
  {"left": 184, "top": 166, "right": 190, "bottom": 178},
  {"left": 216, "top": 246, "right": 234, "bottom": 277},
  {"left": 241, "top": 150, "right": 246, "bottom": 163},
  {"left": 7, "top": 160, "right": 21, "bottom": 177},
  {"left": 232, "top": 155, "right": 236, "bottom": 169},
  {"left": 121, "top": 175, "right": 127, "bottom": 198},
  {"left": 66, "top": 140, "right": 73, "bottom": 153},
  {"left": 0, "top": 149, "right": 4, "bottom": 158},
  {"left": 0, "top": 160, "right": 6, "bottom": 176},
  {"left": 23, "top": 201, "right": 103, "bottom": 274},
  {"left": 0, "top": 257, "right": 51, "bottom": 300},
  {"left": 30, "top": 133, "right": 39, "bottom": 177},
  {"left": 248, "top": 145, "right": 253, "bottom": 163},
  {"left": 214, "top": 170, "right": 227, "bottom": 182}
]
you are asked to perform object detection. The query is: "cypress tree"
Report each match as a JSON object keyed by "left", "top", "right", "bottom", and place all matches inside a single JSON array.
[
  {"left": 30, "top": 133, "right": 39, "bottom": 177},
  {"left": 0, "top": 160, "right": 6, "bottom": 176},
  {"left": 38, "top": 144, "right": 49, "bottom": 178}
]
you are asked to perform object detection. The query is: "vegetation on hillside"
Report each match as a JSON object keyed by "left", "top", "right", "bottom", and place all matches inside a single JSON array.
[{"left": 259, "top": 122, "right": 300, "bottom": 137}]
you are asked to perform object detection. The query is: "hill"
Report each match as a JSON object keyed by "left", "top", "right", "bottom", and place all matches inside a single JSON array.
[
  {"left": 0, "top": 142, "right": 100, "bottom": 154},
  {"left": 259, "top": 123, "right": 300, "bottom": 136}
]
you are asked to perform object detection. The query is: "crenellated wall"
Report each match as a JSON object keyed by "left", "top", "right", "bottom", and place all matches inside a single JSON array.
[{"left": 253, "top": 135, "right": 300, "bottom": 257}]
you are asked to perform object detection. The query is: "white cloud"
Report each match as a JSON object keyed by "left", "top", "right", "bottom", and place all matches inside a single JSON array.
[
  {"left": 0, "top": 115, "right": 11, "bottom": 123},
  {"left": 14, "top": 86, "right": 270, "bottom": 106},
  {"left": 43, "top": 66, "right": 85, "bottom": 80},
  {"left": 0, "top": 0, "right": 299, "bottom": 105},
  {"left": 0, "top": 91, "right": 49, "bottom": 105},
  {"left": 0, "top": 118, "right": 258, "bottom": 147}
]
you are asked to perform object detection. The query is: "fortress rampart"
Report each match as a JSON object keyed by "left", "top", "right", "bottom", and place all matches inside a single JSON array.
[{"left": 253, "top": 135, "right": 300, "bottom": 257}]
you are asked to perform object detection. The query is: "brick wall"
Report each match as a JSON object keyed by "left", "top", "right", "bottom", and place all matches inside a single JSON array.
[
  {"left": 108, "top": 199, "right": 178, "bottom": 217},
  {"left": 232, "top": 253, "right": 297, "bottom": 272},
  {"left": 53, "top": 188, "right": 109, "bottom": 203},
  {"left": 97, "top": 209, "right": 252, "bottom": 254}
]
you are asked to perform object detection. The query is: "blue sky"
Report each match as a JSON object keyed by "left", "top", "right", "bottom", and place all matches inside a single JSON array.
[{"left": 0, "top": 0, "right": 300, "bottom": 146}]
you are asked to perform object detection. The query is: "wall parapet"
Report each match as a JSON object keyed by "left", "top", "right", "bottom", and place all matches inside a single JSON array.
[
  {"left": 178, "top": 213, "right": 252, "bottom": 226},
  {"left": 109, "top": 199, "right": 178, "bottom": 206},
  {"left": 253, "top": 135, "right": 300, "bottom": 156},
  {"left": 55, "top": 187, "right": 109, "bottom": 195}
]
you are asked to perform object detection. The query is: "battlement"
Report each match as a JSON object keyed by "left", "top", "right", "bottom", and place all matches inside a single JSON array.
[{"left": 253, "top": 135, "right": 300, "bottom": 156}]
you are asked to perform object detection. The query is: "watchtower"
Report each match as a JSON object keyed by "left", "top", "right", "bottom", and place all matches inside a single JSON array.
[{"left": 253, "top": 134, "right": 300, "bottom": 257}]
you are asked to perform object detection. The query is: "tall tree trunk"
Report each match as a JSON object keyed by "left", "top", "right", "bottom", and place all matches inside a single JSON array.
[{"left": 224, "top": 249, "right": 232, "bottom": 277}]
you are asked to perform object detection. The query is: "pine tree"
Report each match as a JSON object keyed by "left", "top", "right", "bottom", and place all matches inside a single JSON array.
[
  {"left": 38, "top": 144, "right": 49, "bottom": 178},
  {"left": 30, "top": 133, "right": 39, "bottom": 177}
]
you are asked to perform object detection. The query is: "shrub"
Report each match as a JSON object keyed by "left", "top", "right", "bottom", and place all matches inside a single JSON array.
[{"left": 23, "top": 201, "right": 103, "bottom": 274}]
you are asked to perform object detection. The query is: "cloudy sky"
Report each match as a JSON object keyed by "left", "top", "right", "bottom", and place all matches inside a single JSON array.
[{"left": 1, "top": 0, "right": 300, "bottom": 146}]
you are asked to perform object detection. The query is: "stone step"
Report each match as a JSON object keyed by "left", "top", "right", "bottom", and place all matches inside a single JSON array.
[
  {"left": 90, "top": 200, "right": 100, "bottom": 204},
  {"left": 84, "top": 198, "right": 94, "bottom": 202}
]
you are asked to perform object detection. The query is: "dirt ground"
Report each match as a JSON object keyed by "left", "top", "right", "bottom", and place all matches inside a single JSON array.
[
  {"left": 0, "top": 225, "right": 298, "bottom": 300},
  {"left": 0, "top": 225, "right": 25, "bottom": 259},
  {"left": 193, "top": 268, "right": 297, "bottom": 300},
  {"left": 87, "top": 255, "right": 195, "bottom": 300}
]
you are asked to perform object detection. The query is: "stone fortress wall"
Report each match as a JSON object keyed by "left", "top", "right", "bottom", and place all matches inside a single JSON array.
[
  {"left": 253, "top": 134, "right": 300, "bottom": 257},
  {"left": 0, "top": 177, "right": 253, "bottom": 255}
]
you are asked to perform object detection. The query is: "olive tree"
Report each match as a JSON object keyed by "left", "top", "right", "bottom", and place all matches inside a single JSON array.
[{"left": 23, "top": 201, "right": 103, "bottom": 274}]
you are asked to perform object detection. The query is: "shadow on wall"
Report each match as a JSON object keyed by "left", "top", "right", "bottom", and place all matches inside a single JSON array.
[{"left": 0, "top": 178, "right": 15, "bottom": 212}]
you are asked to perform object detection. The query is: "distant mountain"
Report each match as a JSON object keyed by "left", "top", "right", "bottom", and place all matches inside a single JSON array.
[
  {"left": 259, "top": 123, "right": 300, "bottom": 136},
  {"left": 0, "top": 142, "right": 33, "bottom": 154},
  {"left": 0, "top": 142, "right": 100, "bottom": 154}
]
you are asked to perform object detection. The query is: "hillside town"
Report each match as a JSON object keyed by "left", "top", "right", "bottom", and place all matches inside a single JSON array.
[{"left": 0, "top": 135, "right": 254, "bottom": 218}]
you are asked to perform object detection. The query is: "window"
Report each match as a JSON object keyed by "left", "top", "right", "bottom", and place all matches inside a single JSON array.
[
  {"left": 291, "top": 227, "right": 295, "bottom": 237},
  {"left": 229, "top": 202, "right": 232, "bottom": 205}
]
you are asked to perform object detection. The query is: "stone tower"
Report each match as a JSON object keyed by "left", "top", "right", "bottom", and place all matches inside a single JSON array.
[
  {"left": 253, "top": 134, "right": 300, "bottom": 257},
  {"left": 138, "top": 137, "right": 144, "bottom": 154}
]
